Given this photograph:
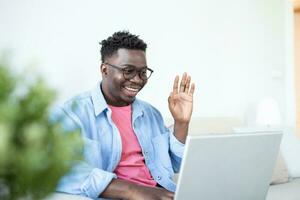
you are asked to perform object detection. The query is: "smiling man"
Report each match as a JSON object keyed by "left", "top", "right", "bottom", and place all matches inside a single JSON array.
[{"left": 54, "top": 31, "right": 195, "bottom": 200}]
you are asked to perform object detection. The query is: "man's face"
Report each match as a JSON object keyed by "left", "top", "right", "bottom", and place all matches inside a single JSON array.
[{"left": 101, "top": 48, "right": 148, "bottom": 106}]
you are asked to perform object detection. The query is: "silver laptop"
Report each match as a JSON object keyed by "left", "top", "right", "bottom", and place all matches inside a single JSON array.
[{"left": 174, "top": 132, "right": 282, "bottom": 200}]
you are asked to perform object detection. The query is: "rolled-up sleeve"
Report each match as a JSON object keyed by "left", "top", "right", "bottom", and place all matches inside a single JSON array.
[
  {"left": 168, "top": 128, "right": 185, "bottom": 173},
  {"left": 169, "top": 131, "right": 185, "bottom": 158},
  {"left": 81, "top": 168, "right": 116, "bottom": 198},
  {"left": 56, "top": 162, "right": 116, "bottom": 198}
]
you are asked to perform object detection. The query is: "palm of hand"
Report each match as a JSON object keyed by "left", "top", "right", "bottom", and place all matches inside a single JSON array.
[
  {"left": 168, "top": 73, "right": 195, "bottom": 123},
  {"left": 169, "top": 92, "right": 193, "bottom": 123}
]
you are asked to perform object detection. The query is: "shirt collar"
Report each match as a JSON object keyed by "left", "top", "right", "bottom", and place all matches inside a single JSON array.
[
  {"left": 91, "top": 82, "right": 108, "bottom": 116},
  {"left": 132, "top": 98, "right": 144, "bottom": 120}
]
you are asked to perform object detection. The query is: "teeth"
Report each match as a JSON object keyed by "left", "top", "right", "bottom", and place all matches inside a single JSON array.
[{"left": 125, "top": 87, "right": 139, "bottom": 92}]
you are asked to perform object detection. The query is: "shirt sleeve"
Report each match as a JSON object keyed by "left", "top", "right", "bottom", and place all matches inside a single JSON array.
[
  {"left": 56, "top": 162, "right": 117, "bottom": 198},
  {"left": 167, "top": 126, "right": 185, "bottom": 173},
  {"left": 50, "top": 106, "right": 116, "bottom": 199},
  {"left": 169, "top": 130, "right": 185, "bottom": 158}
]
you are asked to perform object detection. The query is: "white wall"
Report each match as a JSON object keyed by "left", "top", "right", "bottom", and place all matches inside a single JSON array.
[{"left": 0, "top": 0, "right": 292, "bottom": 124}]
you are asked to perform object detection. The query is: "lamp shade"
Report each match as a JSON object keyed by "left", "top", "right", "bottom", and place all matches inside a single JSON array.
[{"left": 256, "top": 98, "right": 282, "bottom": 126}]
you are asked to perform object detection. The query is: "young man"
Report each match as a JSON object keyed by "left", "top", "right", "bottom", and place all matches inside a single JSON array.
[{"left": 54, "top": 31, "right": 195, "bottom": 200}]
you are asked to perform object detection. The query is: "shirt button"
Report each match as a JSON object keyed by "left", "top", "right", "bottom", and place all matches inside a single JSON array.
[{"left": 157, "top": 176, "right": 162, "bottom": 180}]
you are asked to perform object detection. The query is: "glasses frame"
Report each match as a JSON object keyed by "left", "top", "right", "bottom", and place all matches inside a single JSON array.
[{"left": 104, "top": 62, "right": 154, "bottom": 81}]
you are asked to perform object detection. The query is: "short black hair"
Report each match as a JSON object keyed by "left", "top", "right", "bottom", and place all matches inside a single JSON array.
[{"left": 99, "top": 31, "right": 147, "bottom": 63}]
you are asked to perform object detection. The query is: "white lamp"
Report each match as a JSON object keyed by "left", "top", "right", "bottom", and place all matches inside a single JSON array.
[{"left": 256, "top": 97, "right": 282, "bottom": 127}]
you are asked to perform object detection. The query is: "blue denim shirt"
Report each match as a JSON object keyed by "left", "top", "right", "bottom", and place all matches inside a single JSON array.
[{"left": 52, "top": 83, "right": 185, "bottom": 199}]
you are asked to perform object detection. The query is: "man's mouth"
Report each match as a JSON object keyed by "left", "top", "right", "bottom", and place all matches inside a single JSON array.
[
  {"left": 123, "top": 86, "right": 142, "bottom": 97},
  {"left": 124, "top": 86, "right": 140, "bottom": 92}
]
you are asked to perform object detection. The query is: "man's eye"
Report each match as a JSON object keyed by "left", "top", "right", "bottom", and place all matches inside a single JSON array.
[{"left": 123, "top": 68, "right": 135, "bottom": 74}]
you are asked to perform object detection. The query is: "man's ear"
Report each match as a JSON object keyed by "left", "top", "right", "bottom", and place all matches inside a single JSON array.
[{"left": 101, "top": 63, "right": 108, "bottom": 75}]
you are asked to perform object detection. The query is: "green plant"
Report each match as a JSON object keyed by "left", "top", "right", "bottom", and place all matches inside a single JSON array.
[{"left": 0, "top": 56, "right": 83, "bottom": 200}]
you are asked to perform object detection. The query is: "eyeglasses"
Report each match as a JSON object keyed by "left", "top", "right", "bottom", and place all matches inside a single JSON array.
[{"left": 104, "top": 63, "right": 154, "bottom": 81}]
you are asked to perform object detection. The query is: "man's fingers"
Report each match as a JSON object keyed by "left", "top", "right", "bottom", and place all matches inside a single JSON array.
[
  {"left": 185, "top": 75, "right": 191, "bottom": 94},
  {"left": 189, "top": 83, "right": 195, "bottom": 96},
  {"left": 173, "top": 73, "right": 195, "bottom": 95},
  {"left": 167, "top": 191, "right": 174, "bottom": 197},
  {"left": 162, "top": 190, "right": 174, "bottom": 200},
  {"left": 173, "top": 75, "right": 179, "bottom": 94},
  {"left": 179, "top": 72, "right": 187, "bottom": 93},
  {"left": 162, "top": 195, "right": 174, "bottom": 200},
  {"left": 168, "top": 92, "right": 172, "bottom": 102}
]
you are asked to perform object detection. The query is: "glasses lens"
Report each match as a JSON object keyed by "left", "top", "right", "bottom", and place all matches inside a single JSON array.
[
  {"left": 122, "top": 66, "right": 153, "bottom": 80},
  {"left": 123, "top": 66, "right": 136, "bottom": 79},
  {"left": 139, "top": 68, "right": 148, "bottom": 80}
]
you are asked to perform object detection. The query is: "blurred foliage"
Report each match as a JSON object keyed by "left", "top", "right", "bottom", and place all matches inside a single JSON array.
[{"left": 0, "top": 55, "right": 83, "bottom": 200}]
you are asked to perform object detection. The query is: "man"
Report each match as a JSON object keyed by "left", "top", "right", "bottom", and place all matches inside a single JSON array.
[{"left": 54, "top": 31, "right": 195, "bottom": 200}]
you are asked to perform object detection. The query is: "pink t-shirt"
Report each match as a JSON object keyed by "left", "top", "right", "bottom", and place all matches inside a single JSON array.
[{"left": 109, "top": 104, "right": 157, "bottom": 187}]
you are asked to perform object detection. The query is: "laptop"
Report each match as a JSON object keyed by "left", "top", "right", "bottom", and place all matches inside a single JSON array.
[{"left": 174, "top": 131, "right": 282, "bottom": 200}]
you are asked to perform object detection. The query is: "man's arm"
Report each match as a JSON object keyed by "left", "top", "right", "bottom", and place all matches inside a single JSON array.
[
  {"left": 100, "top": 179, "right": 174, "bottom": 200},
  {"left": 168, "top": 72, "right": 195, "bottom": 143},
  {"left": 51, "top": 107, "right": 116, "bottom": 198}
]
